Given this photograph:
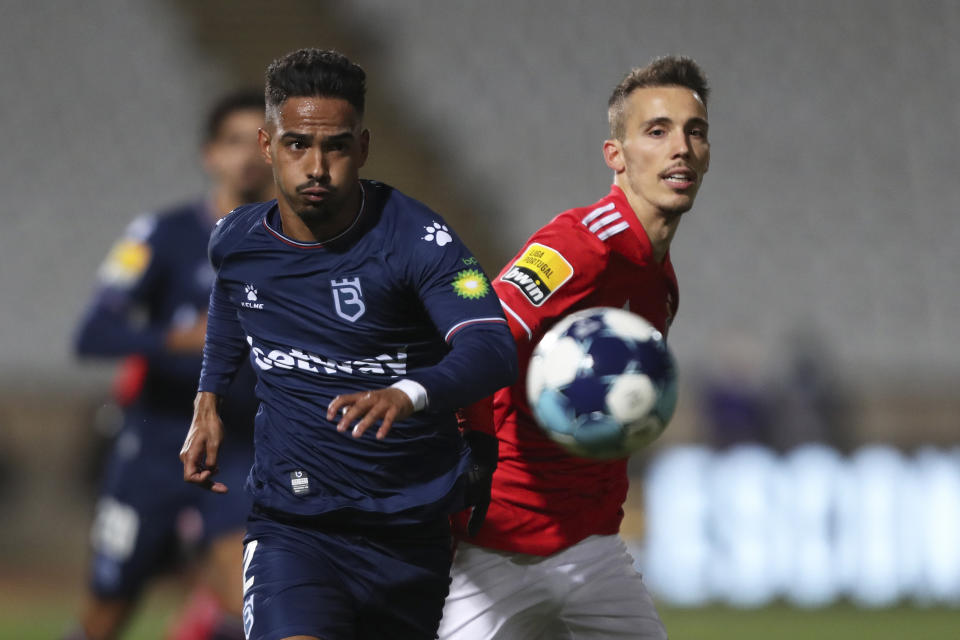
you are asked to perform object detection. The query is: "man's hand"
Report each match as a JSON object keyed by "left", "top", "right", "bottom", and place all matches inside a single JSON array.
[
  {"left": 180, "top": 391, "right": 228, "bottom": 493},
  {"left": 326, "top": 388, "right": 414, "bottom": 440},
  {"left": 463, "top": 430, "right": 498, "bottom": 536}
]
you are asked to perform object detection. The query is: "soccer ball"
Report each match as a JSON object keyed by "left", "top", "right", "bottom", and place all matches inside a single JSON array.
[{"left": 526, "top": 307, "right": 678, "bottom": 459}]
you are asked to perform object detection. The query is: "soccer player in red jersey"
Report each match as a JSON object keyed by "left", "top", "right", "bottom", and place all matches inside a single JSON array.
[{"left": 441, "top": 56, "right": 711, "bottom": 639}]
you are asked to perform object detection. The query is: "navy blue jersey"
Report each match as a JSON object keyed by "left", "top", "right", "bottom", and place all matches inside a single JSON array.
[
  {"left": 199, "top": 180, "right": 517, "bottom": 523},
  {"left": 74, "top": 200, "right": 258, "bottom": 427},
  {"left": 75, "top": 200, "right": 258, "bottom": 597}
]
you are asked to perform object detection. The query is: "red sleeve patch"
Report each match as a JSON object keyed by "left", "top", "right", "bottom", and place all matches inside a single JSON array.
[{"left": 499, "top": 243, "right": 574, "bottom": 307}]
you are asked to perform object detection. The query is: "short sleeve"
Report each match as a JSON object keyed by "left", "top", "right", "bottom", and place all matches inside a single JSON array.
[{"left": 493, "top": 220, "right": 608, "bottom": 345}]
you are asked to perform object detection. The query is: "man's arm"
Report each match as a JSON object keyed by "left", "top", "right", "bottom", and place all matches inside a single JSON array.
[
  {"left": 328, "top": 210, "right": 518, "bottom": 439},
  {"left": 74, "top": 294, "right": 207, "bottom": 358},
  {"left": 493, "top": 223, "right": 609, "bottom": 362},
  {"left": 73, "top": 216, "right": 208, "bottom": 387},
  {"left": 327, "top": 322, "right": 518, "bottom": 439},
  {"left": 180, "top": 279, "right": 248, "bottom": 491},
  {"left": 180, "top": 391, "right": 228, "bottom": 493}
]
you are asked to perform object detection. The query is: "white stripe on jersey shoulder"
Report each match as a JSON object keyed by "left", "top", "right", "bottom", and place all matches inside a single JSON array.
[
  {"left": 444, "top": 316, "right": 508, "bottom": 342},
  {"left": 587, "top": 211, "right": 622, "bottom": 233},
  {"left": 499, "top": 300, "right": 533, "bottom": 341},
  {"left": 580, "top": 202, "right": 629, "bottom": 241},
  {"left": 597, "top": 221, "right": 630, "bottom": 240},
  {"left": 580, "top": 202, "right": 615, "bottom": 226}
]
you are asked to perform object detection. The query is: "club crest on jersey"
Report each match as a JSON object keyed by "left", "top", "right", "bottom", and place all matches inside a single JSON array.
[
  {"left": 331, "top": 277, "right": 366, "bottom": 322},
  {"left": 500, "top": 243, "right": 573, "bottom": 306}
]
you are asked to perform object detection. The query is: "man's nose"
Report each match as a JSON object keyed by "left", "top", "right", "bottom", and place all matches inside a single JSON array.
[
  {"left": 671, "top": 132, "right": 691, "bottom": 158},
  {"left": 306, "top": 148, "right": 328, "bottom": 179}
]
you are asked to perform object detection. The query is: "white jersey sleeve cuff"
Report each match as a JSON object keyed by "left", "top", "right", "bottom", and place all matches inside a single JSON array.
[{"left": 391, "top": 379, "right": 429, "bottom": 412}]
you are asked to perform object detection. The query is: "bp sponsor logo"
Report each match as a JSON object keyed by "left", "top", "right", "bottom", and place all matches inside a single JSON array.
[
  {"left": 500, "top": 243, "right": 573, "bottom": 306},
  {"left": 452, "top": 269, "right": 490, "bottom": 300}
]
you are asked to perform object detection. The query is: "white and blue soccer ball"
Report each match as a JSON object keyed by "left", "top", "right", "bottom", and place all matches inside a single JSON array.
[{"left": 526, "top": 307, "right": 678, "bottom": 459}]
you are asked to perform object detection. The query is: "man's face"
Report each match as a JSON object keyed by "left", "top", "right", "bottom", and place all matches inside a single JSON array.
[
  {"left": 259, "top": 96, "right": 369, "bottom": 226},
  {"left": 608, "top": 86, "right": 710, "bottom": 216},
  {"left": 204, "top": 108, "right": 273, "bottom": 201}
]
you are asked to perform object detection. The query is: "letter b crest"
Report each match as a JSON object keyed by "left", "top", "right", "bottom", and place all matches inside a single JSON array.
[{"left": 331, "top": 277, "right": 366, "bottom": 322}]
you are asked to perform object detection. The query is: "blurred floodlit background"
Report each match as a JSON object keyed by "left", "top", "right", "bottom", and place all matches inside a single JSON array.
[{"left": 2, "top": 0, "right": 959, "bottom": 637}]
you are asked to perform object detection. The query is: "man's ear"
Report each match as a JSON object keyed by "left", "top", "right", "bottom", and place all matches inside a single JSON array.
[
  {"left": 258, "top": 128, "right": 273, "bottom": 164},
  {"left": 603, "top": 138, "right": 625, "bottom": 173},
  {"left": 358, "top": 128, "right": 370, "bottom": 168}
]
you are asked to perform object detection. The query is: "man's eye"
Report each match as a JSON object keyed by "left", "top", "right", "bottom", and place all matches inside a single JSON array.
[{"left": 649, "top": 129, "right": 666, "bottom": 137}]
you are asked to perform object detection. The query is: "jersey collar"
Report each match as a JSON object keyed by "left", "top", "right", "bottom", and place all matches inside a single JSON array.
[
  {"left": 606, "top": 184, "right": 671, "bottom": 268},
  {"left": 262, "top": 182, "right": 367, "bottom": 249}
]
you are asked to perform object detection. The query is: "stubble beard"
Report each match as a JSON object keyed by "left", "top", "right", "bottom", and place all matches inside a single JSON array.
[
  {"left": 629, "top": 173, "right": 697, "bottom": 218},
  {"left": 661, "top": 198, "right": 694, "bottom": 217},
  {"left": 295, "top": 202, "right": 336, "bottom": 232},
  {"left": 292, "top": 188, "right": 354, "bottom": 240}
]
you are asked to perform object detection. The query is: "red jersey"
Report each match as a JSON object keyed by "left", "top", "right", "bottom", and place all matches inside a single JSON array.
[{"left": 454, "top": 184, "right": 679, "bottom": 555}]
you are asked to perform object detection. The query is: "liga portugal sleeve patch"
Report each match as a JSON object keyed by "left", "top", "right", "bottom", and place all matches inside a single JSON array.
[
  {"left": 500, "top": 243, "right": 573, "bottom": 306},
  {"left": 98, "top": 239, "right": 152, "bottom": 286}
]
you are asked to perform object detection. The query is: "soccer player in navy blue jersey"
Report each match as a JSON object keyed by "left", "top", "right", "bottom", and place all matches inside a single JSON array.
[
  {"left": 68, "top": 92, "right": 273, "bottom": 640},
  {"left": 179, "top": 49, "right": 518, "bottom": 640}
]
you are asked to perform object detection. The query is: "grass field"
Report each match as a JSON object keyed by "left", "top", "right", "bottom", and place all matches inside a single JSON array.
[
  {"left": 660, "top": 603, "right": 959, "bottom": 639},
  {"left": 3, "top": 582, "right": 957, "bottom": 640}
]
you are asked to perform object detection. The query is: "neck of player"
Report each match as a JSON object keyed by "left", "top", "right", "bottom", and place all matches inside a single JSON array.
[
  {"left": 619, "top": 187, "right": 682, "bottom": 264},
  {"left": 278, "top": 185, "right": 362, "bottom": 243},
  {"left": 639, "top": 211, "right": 680, "bottom": 264}
]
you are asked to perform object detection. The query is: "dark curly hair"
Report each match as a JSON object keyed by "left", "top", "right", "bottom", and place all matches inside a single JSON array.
[{"left": 265, "top": 48, "right": 366, "bottom": 122}]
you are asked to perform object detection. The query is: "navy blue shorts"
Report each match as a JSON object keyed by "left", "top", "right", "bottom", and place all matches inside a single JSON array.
[
  {"left": 88, "top": 412, "right": 254, "bottom": 598},
  {"left": 241, "top": 509, "right": 453, "bottom": 640}
]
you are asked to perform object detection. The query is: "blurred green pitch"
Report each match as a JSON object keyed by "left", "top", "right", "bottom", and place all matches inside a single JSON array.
[{"left": 3, "top": 591, "right": 958, "bottom": 640}]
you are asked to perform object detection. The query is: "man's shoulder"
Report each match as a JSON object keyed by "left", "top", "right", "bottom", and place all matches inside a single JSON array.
[
  {"left": 213, "top": 201, "right": 272, "bottom": 240},
  {"left": 524, "top": 201, "right": 615, "bottom": 265},
  {"left": 557, "top": 195, "right": 632, "bottom": 244},
  {"left": 117, "top": 200, "right": 199, "bottom": 243},
  {"left": 154, "top": 200, "right": 205, "bottom": 223},
  {"left": 366, "top": 179, "right": 440, "bottom": 225},
  {"left": 364, "top": 179, "right": 459, "bottom": 248},
  {"left": 209, "top": 200, "right": 274, "bottom": 265},
  {"left": 142, "top": 200, "right": 208, "bottom": 244}
]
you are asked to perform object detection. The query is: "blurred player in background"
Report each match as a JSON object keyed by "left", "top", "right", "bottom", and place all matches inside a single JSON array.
[
  {"left": 441, "top": 56, "right": 712, "bottom": 639},
  {"left": 67, "top": 91, "right": 273, "bottom": 640},
  {"left": 179, "top": 49, "right": 517, "bottom": 640}
]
